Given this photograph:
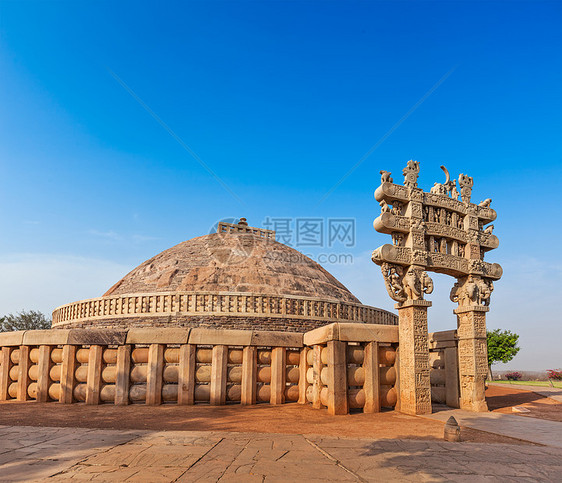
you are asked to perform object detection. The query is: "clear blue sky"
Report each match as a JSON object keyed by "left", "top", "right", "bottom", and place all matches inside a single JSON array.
[{"left": 0, "top": 1, "right": 561, "bottom": 370}]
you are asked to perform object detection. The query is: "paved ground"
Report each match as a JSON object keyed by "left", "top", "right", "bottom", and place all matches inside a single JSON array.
[
  {"left": 1, "top": 385, "right": 562, "bottom": 482},
  {"left": 1, "top": 425, "right": 562, "bottom": 482},
  {"left": 426, "top": 406, "right": 562, "bottom": 448},
  {"left": 488, "top": 383, "right": 562, "bottom": 403}
]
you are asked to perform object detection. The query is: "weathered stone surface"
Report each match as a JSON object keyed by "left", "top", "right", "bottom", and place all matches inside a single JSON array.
[
  {"left": 0, "top": 331, "right": 25, "bottom": 346},
  {"left": 304, "top": 323, "right": 399, "bottom": 345},
  {"left": 67, "top": 329, "right": 127, "bottom": 345},
  {"left": 103, "top": 233, "right": 361, "bottom": 303},
  {"left": 126, "top": 328, "right": 190, "bottom": 344},
  {"left": 1, "top": 425, "right": 561, "bottom": 482},
  {"left": 189, "top": 328, "right": 252, "bottom": 346},
  {"left": 23, "top": 330, "right": 69, "bottom": 346},
  {"left": 373, "top": 163, "right": 502, "bottom": 415},
  {"left": 54, "top": 314, "right": 356, "bottom": 333},
  {"left": 250, "top": 330, "right": 303, "bottom": 347},
  {"left": 397, "top": 301, "right": 432, "bottom": 415}
]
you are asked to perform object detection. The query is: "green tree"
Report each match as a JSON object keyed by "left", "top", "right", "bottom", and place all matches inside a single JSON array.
[
  {"left": 487, "top": 329, "right": 520, "bottom": 380},
  {"left": 0, "top": 310, "right": 51, "bottom": 332}
]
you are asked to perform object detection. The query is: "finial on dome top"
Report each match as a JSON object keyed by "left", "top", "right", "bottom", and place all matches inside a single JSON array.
[{"left": 216, "top": 218, "right": 275, "bottom": 240}]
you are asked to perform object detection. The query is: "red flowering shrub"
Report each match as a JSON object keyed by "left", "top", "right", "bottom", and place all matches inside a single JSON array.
[
  {"left": 505, "top": 371, "right": 522, "bottom": 381},
  {"left": 547, "top": 369, "right": 562, "bottom": 381}
]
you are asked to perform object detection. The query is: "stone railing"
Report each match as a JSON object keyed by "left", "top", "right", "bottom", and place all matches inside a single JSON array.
[
  {"left": 51, "top": 292, "right": 398, "bottom": 328},
  {"left": 302, "top": 323, "right": 399, "bottom": 414},
  {"left": 0, "top": 323, "right": 399, "bottom": 415},
  {"left": 428, "top": 330, "right": 459, "bottom": 408}
]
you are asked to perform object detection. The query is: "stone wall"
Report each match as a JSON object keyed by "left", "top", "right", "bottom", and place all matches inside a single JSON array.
[
  {"left": 0, "top": 323, "right": 399, "bottom": 415},
  {"left": 52, "top": 316, "right": 338, "bottom": 333}
]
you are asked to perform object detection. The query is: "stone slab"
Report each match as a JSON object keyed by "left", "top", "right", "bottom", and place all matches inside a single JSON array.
[
  {"left": 429, "top": 329, "right": 457, "bottom": 342},
  {"left": 67, "top": 329, "right": 127, "bottom": 345},
  {"left": 0, "top": 331, "right": 26, "bottom": 346},
  {"left": 1, "top": 426, "right": 562, "bottom": 482},
  {"left": 188, "top": 328, "right": 252, "bottom": 346},
  {"left": 250, "top": 330, "right": 303, "bottom": 347},
  {"left": 126, "top": 328, "right": 190, "bottom": 344},
  {"left": 425, "top": 407, "right": 562, "bottom": 448},
  {"left": 22, "top": 330, "right": 70, "bottom": 346},
  {"left": 304, "top": 323, "right": 399, "bottom": 345}
]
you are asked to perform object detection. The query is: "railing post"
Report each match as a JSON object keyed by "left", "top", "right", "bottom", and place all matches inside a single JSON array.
[
  {"left": 312, "top": 345, "right": 323, "bottom": 409},
  {"left": 59, "top": 345, "right": 76, "bottom": 403},
  {"left": 17, "top": 345, "right": 31, "bottom": 401},
  {"left": 298, "top": 347, "right": 309, "bottom": 404},
  {"left": 363, "top": 342, "right": 380, "bottom": 413},
  {"left": 210, "top": 345, "right": 228, "bottom": 405},
  {"left": 115, "top": 345, "right": 131, "bottom": 405},
  {"left": 178, "top": 344, "right": 196, "bottom": 405},
  {"left": 36, "top": 345, "right": 53, "bottom": 403},
  {"left": 241, "top": 346, "right": 257, "bottom": 405},
  {"left": 327, "top": 340, "right": 348, "bottom": 415},
  {"left": 85, "top": 345, "right": 103, "bottom": 405},
  {"left": 146, "top": 344, "right": 164, "bottom": 405},
  {"left": 0, "top": 347, "right": 13, "bottom": 401},
  {"left": 270, "top": 347, "right": 286, "bottom": 405}
]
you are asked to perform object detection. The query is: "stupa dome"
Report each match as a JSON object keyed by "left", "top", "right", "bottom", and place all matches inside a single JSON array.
[
  {"left": 104, "top": 233, "right": 360, "bottom": 304},
  {"left": 52, "top": 220, "right": 397, "bottom": 331}
]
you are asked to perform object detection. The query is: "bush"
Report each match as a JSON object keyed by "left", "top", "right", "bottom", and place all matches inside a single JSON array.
[
  {"left": 505, "top": 371, "right": 522, "bottom": 381},
  {"left": 547, "top": 369, "right": 562, "bottom": 381},
  {"left": 0, "top": 310, "right": 51, "bottom": 332}
]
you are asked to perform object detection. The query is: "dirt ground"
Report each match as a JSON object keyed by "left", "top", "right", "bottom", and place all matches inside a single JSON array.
[
  {"left": 2, "top": 384, "right": 559, "bottom": 446},
  {"left": 486, "top": 383, "right": 562, "bottom": 422}
]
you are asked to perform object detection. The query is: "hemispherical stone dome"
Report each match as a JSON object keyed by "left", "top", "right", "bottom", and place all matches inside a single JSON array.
[
  {"left": 52, "top": 230, "right": 398, "bottom": 331},
  {"left": 104, "top": 233, "right": 360, "bottom": 303}
]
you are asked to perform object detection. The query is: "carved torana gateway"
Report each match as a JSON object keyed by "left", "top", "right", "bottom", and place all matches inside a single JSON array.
[{"left": 372, "top": 162, "right": 502, "bottom": 414}]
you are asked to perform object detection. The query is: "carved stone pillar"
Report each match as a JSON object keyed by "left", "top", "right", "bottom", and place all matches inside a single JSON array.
[
  {"left": 454, "top": 305, "right": 489, "bottom": 412},
  {"left": 395, "top": 299, "right": 432, "bottom": 415}
]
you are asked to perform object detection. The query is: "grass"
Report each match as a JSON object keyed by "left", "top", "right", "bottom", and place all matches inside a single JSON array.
[{"left": 488, "top": 380, "right": 562, "bottom": 388}]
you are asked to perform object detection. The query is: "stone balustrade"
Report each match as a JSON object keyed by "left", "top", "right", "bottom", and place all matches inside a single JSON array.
[
  {"left": 0, "top": 323, "right": 399, "bottom": 415},
  {"left": 428, "top": 329, "right": 459, "bottom": 408},
  {"left": 51, "top": 291, "right": 398, "bottom": 328}
]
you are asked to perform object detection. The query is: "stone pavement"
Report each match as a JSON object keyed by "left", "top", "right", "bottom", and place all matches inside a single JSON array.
[
  {"left": 425, "top": 407, "right": 562, "bottom": 448},
  {"left": 1, "top": 425, "right": 562, "bottom": 482},
  {"left": 488, "top": 383, "right": 562, "bottom": 403}
]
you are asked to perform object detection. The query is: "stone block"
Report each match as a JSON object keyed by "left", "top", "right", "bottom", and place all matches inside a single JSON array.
[
  {"left": 0, "top": 331, "right": 25, "bottom": 347},
  {"left": 303, "top": 324, "right": 338, "bottom": 346},
  {"left": 189, "top": 328, "right": 252, "bottom": 346},
  {"left": 303, "top": 323, "right": 398, "bottom": 345},
  {"left": 337, "top": 324, "right": 399, "bottom": 343},
  {"left": 68, "top": 329, "right": 127, "bottom": 345},
  {"left": 428, "top": 330, "right": 457, "bottom": 349},
  {"left": 126, "top": 328, "right": 190, "bottom": 345},
  {"left": 429, "top": 330, "right": 457, "bottom": 342},
  {"left": 23, "top": 330, "right": 70, "bottom": 346},
  {"left": 251, "top": 330, "right": 303, "bottom": 348}
]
